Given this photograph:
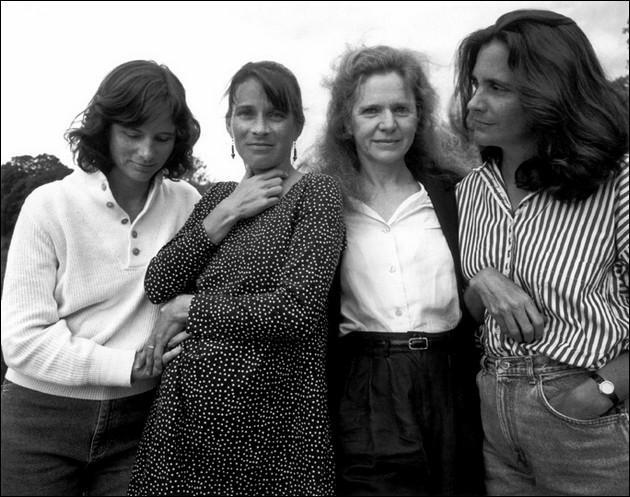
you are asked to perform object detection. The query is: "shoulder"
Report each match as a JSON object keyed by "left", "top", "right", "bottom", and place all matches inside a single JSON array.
[
  {"left": 301, "top": 172, "right": 342, "bottom": 196},
  {"left": 22, "top": 171, "right": 77, "bottom": 211},
  {"left": 197, "top": 181, "right": 237, "bottom": 205},
  {"left": 204, "top": 181, "right": 238, "bottom": 196},
  {"left": 612, "top": 154, "right": 629, "bottom": 197},
  {"left": 161, "top": 178, "right": 202, "bottom": 203},
  {"left": 299, "top": 173, "right": 343, "bottom": 208},
  {"left": 455, "top": 163, "right": 486, "bottom": 197}
]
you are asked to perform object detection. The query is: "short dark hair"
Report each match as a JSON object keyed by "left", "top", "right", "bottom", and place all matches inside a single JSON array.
[
  {"left": 450, "top": 9, "right": 629, "bottom": 200},
  {"left": 224, "top": 60, "right": 305, "bottom": 135},
  {"left": 65, "top": 60, "right": 200, "bottom": 178},
  {"left": 316, "top": 45, "right": 445, "bottom": 200}
]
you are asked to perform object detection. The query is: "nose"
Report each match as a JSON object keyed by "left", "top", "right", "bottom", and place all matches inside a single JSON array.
[
  {"left": 137, "top": 137, "right": 156, "bottom": 162},
  {"left": 378, "top": 110, "right": 396, "bottom": 131},
  {"left": 467, "top": 87, "right": 486, "bottom": 113},
  {"left": 252, "top": 115, "right": 270, "bottom": 135}
]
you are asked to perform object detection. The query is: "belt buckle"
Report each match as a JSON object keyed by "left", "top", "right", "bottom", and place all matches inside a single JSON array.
[{"left": 408, "top": 337, "right": 428, "bottom": 350}]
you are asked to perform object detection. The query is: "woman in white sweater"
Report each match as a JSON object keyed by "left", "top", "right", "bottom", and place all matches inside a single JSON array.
[{"left": 0, "top": 60, "right": 201, "bottom": 496}]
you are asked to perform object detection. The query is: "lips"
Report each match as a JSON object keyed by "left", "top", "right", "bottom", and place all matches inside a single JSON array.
[{"left": 469, "top": 118, "right": 493, "bottom": 127}]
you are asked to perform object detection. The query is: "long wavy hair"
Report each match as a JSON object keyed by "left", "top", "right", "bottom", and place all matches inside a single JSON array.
[
  {"left": 65, "top": 60, "right": 200, "bottom": 179},
  {"left": 315, "top": 45, "right": 448, "bottom": 201},
  {"left": 450, "top": 9, "right": 629, "bottom": 200}
]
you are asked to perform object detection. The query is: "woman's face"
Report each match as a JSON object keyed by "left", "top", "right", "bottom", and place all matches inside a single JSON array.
[
  {"left": 227, "top": 78, "right": 297, "bottom": 174},
  {"left": 466, "top": 40, "right": 536, "bottom": 153},
  {"left": 348, "top": 71, "right": 418, "bottom": 169},
  {"left": 108, "top": 109, "right": 176, "bottom": 186}
]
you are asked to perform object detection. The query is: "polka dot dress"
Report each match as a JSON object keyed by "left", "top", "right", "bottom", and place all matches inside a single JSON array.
[{"left": 128, "top": 173, "right": 345, "bottom": 496}]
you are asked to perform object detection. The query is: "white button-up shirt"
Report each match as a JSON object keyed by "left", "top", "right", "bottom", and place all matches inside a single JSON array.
[{"left": 339, "top": 184, "right": 461, "bottom": 336}]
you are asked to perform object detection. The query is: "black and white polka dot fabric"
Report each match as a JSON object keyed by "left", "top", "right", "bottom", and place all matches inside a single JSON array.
[{"left": 128, "top": 173, "right": 345, "bottom": 496}]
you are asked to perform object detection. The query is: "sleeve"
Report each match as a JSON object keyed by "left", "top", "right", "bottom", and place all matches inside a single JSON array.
[
  {"left": 144, "top": 183, "right": 233, "bottom": 303},
  {"left": 614, "top": 157, "right": 629, "bottom": 288},
  {"left": 614, "top": 157, "right": 629, "bottom": 352},
  {"left": 187, "top": 177, "right": 345, "bottom": 342},
  {"left": 0, "top": 195, "right": 135, "bottom": 387}
]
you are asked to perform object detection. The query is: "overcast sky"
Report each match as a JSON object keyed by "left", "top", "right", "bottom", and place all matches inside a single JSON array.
[{"left": 1, "top": 1, "right": 628, "bottom": 181}]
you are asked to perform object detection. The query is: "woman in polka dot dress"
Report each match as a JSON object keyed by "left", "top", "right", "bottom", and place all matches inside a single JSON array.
[{"left": 128, "top": 61, "right": 345, "bottom": 496}]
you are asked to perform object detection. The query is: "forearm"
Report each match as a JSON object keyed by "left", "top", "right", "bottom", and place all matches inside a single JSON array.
[
  {"left": 145, "top": 223, "right": 217, "bottom": 303},
  {"left": 202, "top": 200, "right": 239, "bottom": 244}
]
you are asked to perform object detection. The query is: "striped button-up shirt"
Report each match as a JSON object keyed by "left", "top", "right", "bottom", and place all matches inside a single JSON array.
[{"left": 456, "top": 156, "right": 629, "bottom": 369}]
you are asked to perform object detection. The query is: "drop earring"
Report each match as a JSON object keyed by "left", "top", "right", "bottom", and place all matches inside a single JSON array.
[
  {"left": 292, "top": 141, "right": 297, "bottom": 163},
  {"left": 231, "top": 140, "right": 235, "bottom": 159}
]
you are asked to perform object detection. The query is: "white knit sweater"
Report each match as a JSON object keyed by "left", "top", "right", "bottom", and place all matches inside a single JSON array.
[{"left": 1, "top": 168, "right": 200, "bottom": 400}]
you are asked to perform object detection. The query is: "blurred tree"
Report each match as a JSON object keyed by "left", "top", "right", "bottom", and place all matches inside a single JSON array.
[
  {"left": 181, "top": 156, "right": 214, "bottom": 193},
  {"left": 1, "top": 154, "right": 73, "bottom": 239}
]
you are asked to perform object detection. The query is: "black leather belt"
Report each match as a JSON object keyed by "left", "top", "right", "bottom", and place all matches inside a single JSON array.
[{"left": 341, "top": 331, "right": 453, "bottom": 356}]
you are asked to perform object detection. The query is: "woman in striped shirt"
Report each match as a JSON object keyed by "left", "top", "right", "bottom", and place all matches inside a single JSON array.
[{"left": 451, "top": 9, "right": 629, "bottom": 496}]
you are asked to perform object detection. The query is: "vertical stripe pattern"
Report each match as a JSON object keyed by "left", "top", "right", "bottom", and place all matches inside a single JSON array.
[{"left": 456, "top": 156, "right": 629, "bottom": 369}]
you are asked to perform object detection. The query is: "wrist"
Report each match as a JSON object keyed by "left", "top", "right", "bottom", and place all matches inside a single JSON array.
[{"left": 589, "top": 371, "right": 620, "bottom": 406}]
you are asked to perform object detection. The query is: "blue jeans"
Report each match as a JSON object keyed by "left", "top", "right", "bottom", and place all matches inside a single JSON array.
[
  {"left": 478, "top": 355, "right": 629, "bottom": 496},
  {"left": 1, "top": 381, "right": 154, "bottom": 496}
]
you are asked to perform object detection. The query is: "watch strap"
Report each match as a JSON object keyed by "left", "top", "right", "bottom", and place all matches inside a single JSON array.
[{"left": 590, "top": 372, "right": 620, "bottom": 405}]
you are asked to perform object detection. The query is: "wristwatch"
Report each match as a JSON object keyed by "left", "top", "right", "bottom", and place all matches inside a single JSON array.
[{"left": 589, "top": 372, "right": 620, "bottom": 405}]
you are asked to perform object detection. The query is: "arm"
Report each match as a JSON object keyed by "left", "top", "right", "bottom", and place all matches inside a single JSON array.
[
  {"left": 186, "top": 177, "right": 345, "bottom": 342},
  {"left": 551, "top": 352, "right": 629, "bottom": 418},
  {"left": 464, "top": 267, "right": 545, "bottom": 343},
  {"left": 145, "top": 169, "right": 286, "bottom": 303},
  {"left": 1, "top": 197, "right": 136, "bottom": 387}
]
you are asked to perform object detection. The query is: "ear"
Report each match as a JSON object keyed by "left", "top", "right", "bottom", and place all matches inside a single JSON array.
[{"left": 225, "top": 118, "right": 232, "bottom": 138}]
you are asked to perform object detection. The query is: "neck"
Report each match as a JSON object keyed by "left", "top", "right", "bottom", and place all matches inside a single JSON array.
[
  {"left": 106, "top": 171, "right": 152, "bottom": 219},
  {"left": 359, "top": 160, "right": 413, "bottom": 193},
  {"left": 250, "top": 161, "right": 303, "bottom": 196},
  {"left": 500, "top": 144, "right": 537, "bottom": 182}
]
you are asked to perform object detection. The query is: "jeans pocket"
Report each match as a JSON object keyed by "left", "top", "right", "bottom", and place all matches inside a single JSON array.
[{"left": 538, "top": 372, "right": 623, "bottom": 426}]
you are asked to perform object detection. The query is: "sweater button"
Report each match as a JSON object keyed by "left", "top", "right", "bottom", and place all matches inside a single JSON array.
[
  {"left": 106, "top": 201, "right": 114, "bottom": 208},
  {"left": 132, "top": 248, "right": 140, "bottom": 256}
]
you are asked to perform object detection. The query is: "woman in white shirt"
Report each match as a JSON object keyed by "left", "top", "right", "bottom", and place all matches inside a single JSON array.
[
  {"left": 1, "top": 60, "right": 201, "bottom": 496},
  {"left": 317, "top": 45, "right": 483, "bottom": 496}
]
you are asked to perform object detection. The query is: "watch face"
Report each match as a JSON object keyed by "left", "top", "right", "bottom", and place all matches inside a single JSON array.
[{"left": 600, "top": 380, "right": 615, "bottom": 395}]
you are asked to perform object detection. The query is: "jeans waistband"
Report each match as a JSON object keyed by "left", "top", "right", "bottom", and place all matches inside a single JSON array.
[
  {"left": 341, "top": 330, "right": 453, "bottom": 356},
  {"left": 482, "top": 355, "right": 581, "bottom": 377}
]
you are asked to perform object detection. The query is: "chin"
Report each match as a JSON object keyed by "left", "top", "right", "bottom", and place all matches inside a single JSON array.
[{"left": 249, "top": 163, "right": 277, "bottom": 174}]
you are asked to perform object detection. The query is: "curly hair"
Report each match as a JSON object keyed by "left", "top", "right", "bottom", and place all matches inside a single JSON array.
[
  {"left": 224, "top": 60, "right": 305, "bottom": 136},
  {"left": 65, "top": 60, "right": 200, "bottom": 179},
  {"left": 450, "top": 9, "right": 629, "bottom": 200},
  {"left": 314, "top": 45, "right": 449, "bottom": 201}
]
